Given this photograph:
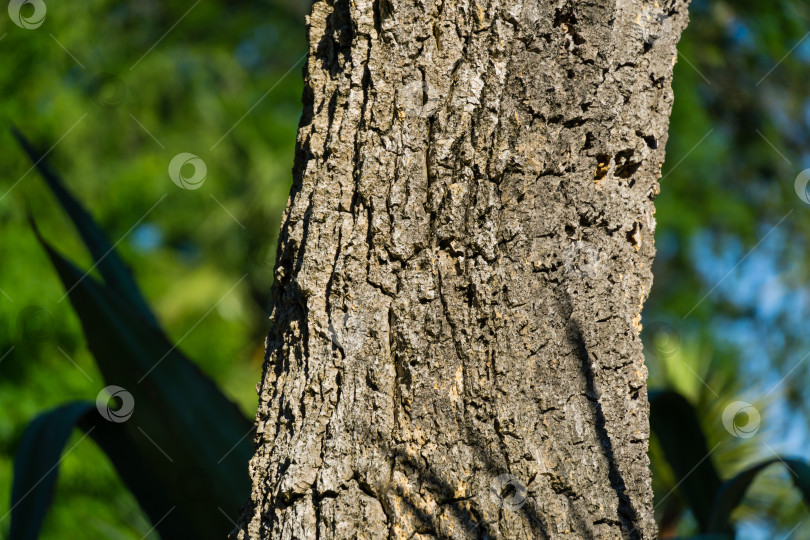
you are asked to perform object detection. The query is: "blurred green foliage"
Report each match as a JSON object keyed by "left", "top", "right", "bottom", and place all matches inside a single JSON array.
[
  {"left": 649, "top": 390, "right": 810, "bottom": 538},
  {"left": 0, "top": 1, "right": 306, "bottom": 537},
  {"left": 1, "top": 0, "right": 810, "bottom": 538},
  {"left": 647, "top": 0, "right": 810, "bottom": 536},
  {"left": 6, "top": 129, "right": 254, "bottom": 538}
]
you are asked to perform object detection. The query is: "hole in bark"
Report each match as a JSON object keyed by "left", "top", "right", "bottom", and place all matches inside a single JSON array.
[
  {"left": 580, "top": 102, "right": 591, "bottom": 112},
  {"left": 439, "top": 238, "right": 464, "bottom": 257},
  {"left": 567, "top": 69, "right": 575, "bottom": 78},
  {"left": 500, "top": 483, "right": 518, "bottom": 499},
  {"left": 553, "top": 8, "right": 577, "bottom": 28},
  {"left": 564, "top": 224, "right": 576, "bottom": 237},
  {"left": 614, "top": 150, "right": 641, "bottom": 179},
  {"left": 626, "top": 222, "right": 642, "bottom": 250},
  {"left": 462, "top": 285, "right": 475, "bottom": 307},
  {"left": 594, "top": 154, "right": 610, "bottom": 181},
  {"left": 553, "top": 8, "right": 585, "bottom": 46},
  {"left": 615, "top": 161, "right": 641, "bottom": 178},
  {"left": 583, "top": 132, "right": 595, "bottom": 150}
]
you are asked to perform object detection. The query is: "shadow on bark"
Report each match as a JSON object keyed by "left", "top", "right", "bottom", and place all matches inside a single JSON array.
[
  {"left": 381, "top": 444, "right": 554, "bottom": 539},
  {"left": 558, "top": 291, "right": 642, "bottom": 540}
]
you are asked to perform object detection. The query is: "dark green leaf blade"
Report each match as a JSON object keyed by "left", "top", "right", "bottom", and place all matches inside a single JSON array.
[
  {"left": 707, "top": 458, "right": 810, "bottom": 533},
  {"left": 649, "top": 390, "right": 724, "bottom": 533},
  {"left": 77, "top": 410, "right": 188, "bottom": 539},
  {"left": 31, "top": 225, "right": 253, "bottom": 538},
  {"left": 9, "top": 403, "right": 188, "bottom": 539},
  {"left": 9, "top": 402, "right": 94, "bottom": 540},
  {"left": 13, "top": 127, "right": 158, "bottom": 327}
]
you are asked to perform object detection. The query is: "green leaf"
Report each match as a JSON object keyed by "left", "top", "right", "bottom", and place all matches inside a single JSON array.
[
  {"left": 707, "top": 458, "right": 810, "bottom": 533},
  {"left": 78, "top": 411, "right": 188, "bottom": 538},
  {"left": 9, "top": 402, "right": 94, "bottom": 540},
  {"left": 9, "top": 402, "right": 187, "bottom": 539},
  {"left": 29, "top": 220, "right": 253, "bottom": 538},
  {"left": 12, "top": 127, "right": 158, "bottom": 327},
  {"left": 649, "top": 390, "right": 724, "bottom": 533}
]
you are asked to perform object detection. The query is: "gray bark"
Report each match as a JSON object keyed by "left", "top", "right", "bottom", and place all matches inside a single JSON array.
[{"left": 234, "top": 0, "right": 690, "bottom": 538}]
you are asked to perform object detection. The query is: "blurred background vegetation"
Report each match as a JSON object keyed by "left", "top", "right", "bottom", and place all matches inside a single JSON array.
[{"left": 0, "top": 0, "right": 809, "bottom": 538}]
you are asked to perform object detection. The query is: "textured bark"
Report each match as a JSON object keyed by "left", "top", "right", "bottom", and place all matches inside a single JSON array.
[{"left": 235, "top": 0, "right": 690, "bottom": 538}]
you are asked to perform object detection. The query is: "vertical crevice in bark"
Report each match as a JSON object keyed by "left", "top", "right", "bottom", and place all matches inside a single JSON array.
[{"left": 234, "top": 0, "right": 692, "bottom": 538}]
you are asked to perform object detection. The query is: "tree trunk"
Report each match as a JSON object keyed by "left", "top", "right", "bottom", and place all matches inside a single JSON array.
[{"left": 234, "top": 0, "right": 690, "bottom": 537}]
